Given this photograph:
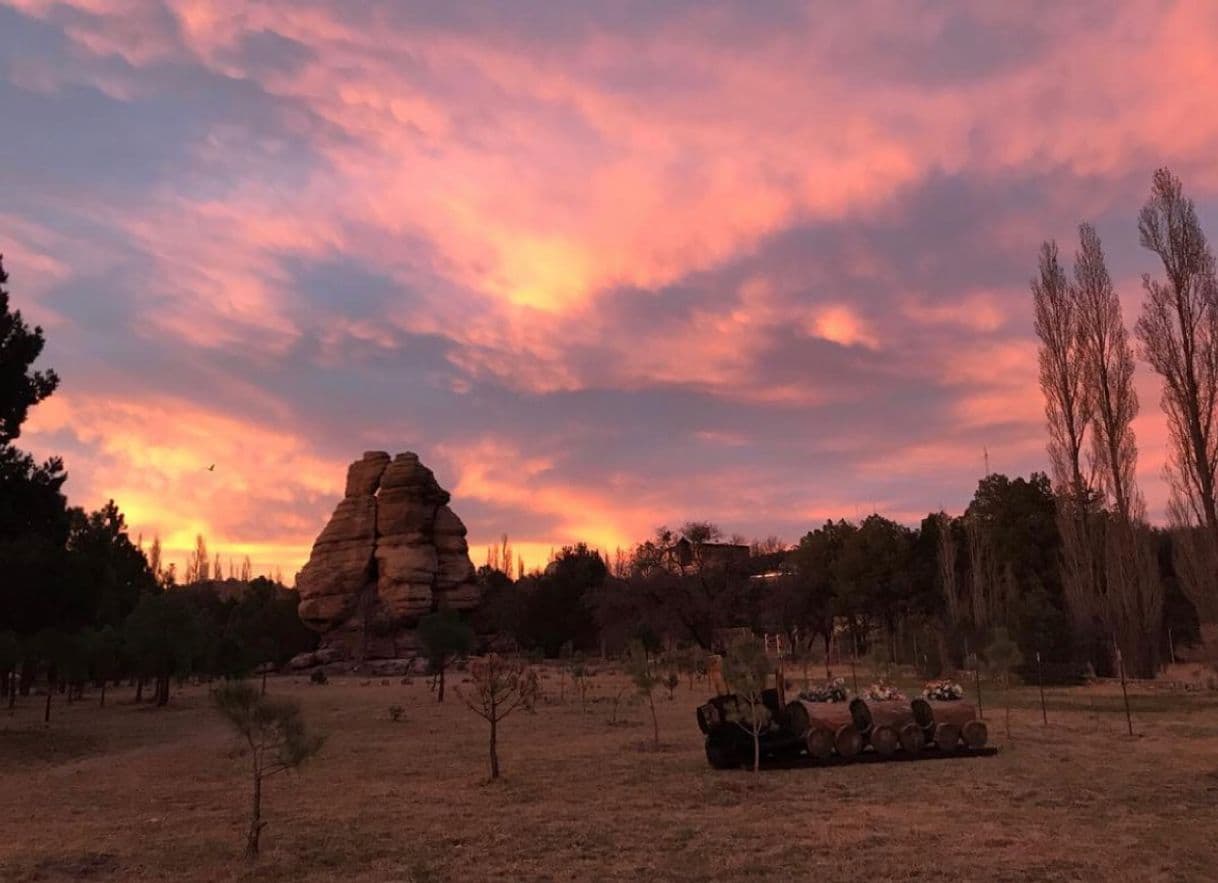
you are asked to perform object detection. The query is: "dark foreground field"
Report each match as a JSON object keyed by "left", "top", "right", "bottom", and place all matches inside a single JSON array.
[{"left": 3, "top": 668, "right": 1218, "bottom": 882}]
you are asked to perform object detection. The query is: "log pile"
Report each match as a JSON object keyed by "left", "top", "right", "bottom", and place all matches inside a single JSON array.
[
  {"left": 911, "top": 698, "right": 987, "bottom": 750},
  {"left": 700, "top": 692, "right": 989, "bottom": 768}
]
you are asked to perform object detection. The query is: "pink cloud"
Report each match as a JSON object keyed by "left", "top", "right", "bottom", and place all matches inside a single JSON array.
[{"left": 7, "top": 0, "right": 1218, "bottom": 575}]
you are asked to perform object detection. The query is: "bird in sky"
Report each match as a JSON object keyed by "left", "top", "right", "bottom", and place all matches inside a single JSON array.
[{"left": 207, "top": 464, "right": 215, "bottom": 471}]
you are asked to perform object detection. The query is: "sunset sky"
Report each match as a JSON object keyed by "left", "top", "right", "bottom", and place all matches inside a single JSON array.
[{"left": 5, "top": 1, "right": 1218, "bottom": 581}]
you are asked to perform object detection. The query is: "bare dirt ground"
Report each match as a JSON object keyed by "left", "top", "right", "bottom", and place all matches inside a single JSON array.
[{"left": 2, "top": 667, "right": 1218, "bottom": 882}]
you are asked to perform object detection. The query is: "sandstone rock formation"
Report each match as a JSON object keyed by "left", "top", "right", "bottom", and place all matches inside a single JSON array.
[{"left": 296, "top": 451, "right": 479, "bottom": 659}]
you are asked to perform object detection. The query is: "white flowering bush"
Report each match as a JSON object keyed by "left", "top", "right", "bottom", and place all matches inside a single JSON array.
[
  {"left": 922, "top": 680, "right": 964, "bottom": 701},
  {"left": 862, "top": 682, "right": 907, "bottom": 702},
  {"left": 798, "top": 677, "right": 849, "bottom": 703}
]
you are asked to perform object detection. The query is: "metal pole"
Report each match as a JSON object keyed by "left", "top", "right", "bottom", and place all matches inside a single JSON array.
[
  {"left": 973, "top": 655, "right": 983, "bottom": 719},
  {"left": 1117, "top": 648, "right": 1133, "bottom": 737},
  {"left": 1037, "top": 651, "right": 1047, "bottom": 725},
  {"left": 850, "top": 629, "right": 860, "bottom": 695}
]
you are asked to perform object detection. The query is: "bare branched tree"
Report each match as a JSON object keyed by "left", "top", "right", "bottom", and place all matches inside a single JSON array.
[
  {"left": 1033, "top": 239, "right": 1093, "bottom": 498},
  {"left": 1071, "top": 223, "right": 1161, "bottom": 675},
  {"left": 1102, "top": 518, "right": 1162, "bottom": 677},
  {"left": 1074, "top": 224, "right": 1140, "bottom": 521},
  {"left": 1034, "top": 234, "right": 1111, "bottom": 663},
  {"left": 1168, "top": 494, "right": 1218, "bottom": 623},
  {"left": 749, "top": 535, "right": 787, "bottom": 556},
  {"left": 1055, "top": 499, "right": 1103, "bottom": 649},
  {"left": 456, "top": 654, "right": 529, "bottom": 780},
  {"left": 1136, "top": 168, "right": 1218, "bottom": 534}
]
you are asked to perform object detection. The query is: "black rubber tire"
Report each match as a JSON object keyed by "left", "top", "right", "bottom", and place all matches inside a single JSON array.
[{"left": 705, "top": 733, "right": 743, "bottom": 769}]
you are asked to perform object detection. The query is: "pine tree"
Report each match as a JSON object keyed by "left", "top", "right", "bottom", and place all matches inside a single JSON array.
[{"left": 0, "top": 256, "right": 59, "bottom": 444}]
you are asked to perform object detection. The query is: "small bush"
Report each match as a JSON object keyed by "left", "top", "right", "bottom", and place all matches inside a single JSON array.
[
  {"left": 663, "top": 673, "right": 679, "bottom": 700},
  {"left": 388, "top": 705, "right": 405, "bottom": 722},
  {"left": 309, "top": 670, "right": 328, "bottom": 686}
]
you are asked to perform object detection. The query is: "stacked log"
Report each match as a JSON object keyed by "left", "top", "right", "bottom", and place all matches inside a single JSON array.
[
  {"left": 961, "top": 719, "right": 988, "bottom": 749},
  {"left": 910, "top": 698, "right": 985, "bottom": 749},
  {"left": 848, "top": 698, "right": 927, "bottom": 755},
  {"left": 793, "top": 700, "right": 860, "bottom": 759}
]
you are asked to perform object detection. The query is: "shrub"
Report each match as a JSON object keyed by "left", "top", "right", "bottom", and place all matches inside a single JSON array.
[
  {"left": 214, "top": 681, "right": 323, "bottom": 859},
  {"left": 625, "top": 641, "right": 660, "bottom": 748},
  {"left": 720, "top": 634, "right": 773, "bottom": 772},
  {"left": 456, "top": 655, "right": 530, "bottom": 779},
  {"left": 417, "top": 610, "right": 474, "bottom": 703}
]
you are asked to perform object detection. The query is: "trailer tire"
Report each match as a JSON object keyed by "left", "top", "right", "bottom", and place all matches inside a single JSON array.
[{"left": 705, "top": 733, "right": 743, "bottom": 769}]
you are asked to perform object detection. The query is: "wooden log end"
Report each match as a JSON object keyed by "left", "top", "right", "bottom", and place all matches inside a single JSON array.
[
  {"left": 784, "top": 700, "right": 810, "bottom": 738},
  {"left": 834, "top": 723, "right": 863, "bottom": 758},
  {"left": 934, "top": 722, "right": 961, "bottom": 753},
  {"left": 899, "top": 722, "right": 925, "bottom": 754},
  {"left": 870, "top": 724, "right": 900, "bottom": 757},
  {"left": 806, "top": 726, "right": 835, "bottom": 760},
  {"left": 961, "top": 719, "right": 988, "bottom": 749},
  {"left": 911, "top": 698, "right": 934, "bottom": 731}
]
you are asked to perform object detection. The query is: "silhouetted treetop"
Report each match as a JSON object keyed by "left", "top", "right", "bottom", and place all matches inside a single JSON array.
[{"left": 0, "top": 256, "right": 59, "bottom": 443}]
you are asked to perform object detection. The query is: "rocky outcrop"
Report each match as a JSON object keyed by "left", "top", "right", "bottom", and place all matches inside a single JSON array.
[{"left": 296, "top": 451, "right": 479, "bottom": 659}]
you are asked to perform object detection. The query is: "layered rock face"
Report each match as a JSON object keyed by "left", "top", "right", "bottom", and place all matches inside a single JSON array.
[{"left": 296, "top": 451, "right": 479, "bottom": 658}]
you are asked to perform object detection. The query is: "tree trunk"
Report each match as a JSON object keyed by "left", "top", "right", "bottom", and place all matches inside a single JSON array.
[
  {"left": 44, "top": 683, "right": 53, "bottom": 723},
  {"left": 750, "top": 703, "right": 762, "bottom": 772},
  {"left": 99, "top": 681, "right": 106, "bottom": 708},
  {"left": 914, "top": 698, "right": 988, "bottom": 748},
  {"left": 437, "top": 665, "right": 445, "bottom": 703},
  {"left": 135, "top": 677, "right": 144, "bottom": 703},
  {"left": 19, "top": 660, "right": 33, "bottom": 696},
  {"left": 648, "top": 692, "right": 659, "bottom": 748},
  {"left": 261, "top": 671, "right": 267, "bottom": 696},
  {"left": 156, "top": 674, "right": 170, "bottom": 707},
  {"left": 489, "top": 716, "right": 500, "bottom": 779},
  {"left": 246, "top": 772, "right": 263, "bottom": 859}
]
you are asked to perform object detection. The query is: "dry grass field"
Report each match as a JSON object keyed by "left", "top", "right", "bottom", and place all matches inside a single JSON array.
[{"left": 3, "top": 666, "right": 1218, "bottom": 882}]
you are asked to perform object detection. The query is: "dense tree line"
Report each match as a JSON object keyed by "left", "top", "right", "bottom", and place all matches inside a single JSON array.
[
  {"left": 474, "top": 478, "right": 1200, "bottom": 684},
  {"left": 0, "top": 256, "right": 315, "bottom": 708}
]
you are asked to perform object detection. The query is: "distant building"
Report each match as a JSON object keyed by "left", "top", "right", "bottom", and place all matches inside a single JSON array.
[{"left": 670, "top": 537, "right": 750, "bottom": 570}]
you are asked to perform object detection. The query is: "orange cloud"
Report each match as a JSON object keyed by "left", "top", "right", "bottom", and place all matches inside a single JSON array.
[{"left": 22, "top": 392, "right": 346, "bottom": 579}]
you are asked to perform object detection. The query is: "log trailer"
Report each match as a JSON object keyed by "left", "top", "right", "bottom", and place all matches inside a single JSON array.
[
  {"left": 696, "top": 655, "right": 989, "bottom": 769},
  {"left": 697, "top": 692, "right": 989, "bottom": 769}
]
